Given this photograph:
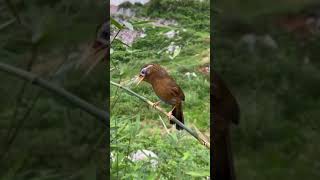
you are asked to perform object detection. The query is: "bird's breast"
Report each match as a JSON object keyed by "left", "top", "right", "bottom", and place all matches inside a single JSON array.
[{"left": 151, "top": 82, "right": 176, "bottom": 105}]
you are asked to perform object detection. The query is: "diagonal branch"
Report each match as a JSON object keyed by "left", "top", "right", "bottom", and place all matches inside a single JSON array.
[
  {"left": 0, "top": 62, "right": 109, "bottom": 125},
  {"left": 5, "top": 0, "right": 22, "bottom": 24},
  {"left": 110, "top": 81, "right": 210, "bottom": 149}
]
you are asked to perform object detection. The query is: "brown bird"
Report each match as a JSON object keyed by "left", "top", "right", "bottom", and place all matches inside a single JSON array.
[
  {"left": 136, "top": 64, "right": 185, "bottom": 130},
  {"left": 212, "top": 69, "right": 239, "bottom": 180}
]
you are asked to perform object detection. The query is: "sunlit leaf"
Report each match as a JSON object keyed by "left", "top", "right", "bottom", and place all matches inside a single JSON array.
[
  {"left": 185, "top": 170, "right": 210, "bottom": 177},
  {"left": 111, "top": 17, "right": 124, "bottom": 30},
  {"left": 123, "top": 21, "right": 134, "bottom": 31},
  {"left": 131, "top": 20, "right": 152, "bottom": 25},
  {"left": 182, "top": 152, "right": 191, "bottom": 160}
]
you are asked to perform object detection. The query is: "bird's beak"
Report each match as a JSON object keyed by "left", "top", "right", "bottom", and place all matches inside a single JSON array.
[{"left": 136, "top": 75, "right": 144, "bottom": 86}]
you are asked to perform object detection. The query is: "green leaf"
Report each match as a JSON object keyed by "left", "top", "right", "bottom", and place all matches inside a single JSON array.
[
  {"left": 185, "top": 170, "right": 210, "bottom": 177},
  {"left": 172, "top": 46, "right": 181, "bottom": 59},
  {"left": 182, "top": 152, "right": 191, "bottom": 160},
  {"left": 123, "top": 21, "right": 134, "bottom": 31},
  {"left": 131, "top": 20, "right": 152, "bottom": 25},
  {"left": 113, "top": 38, "right": 130, "bottom": 47},
  {"left": 111, "top": 17, "right": 124, "bottom": 30},
  {"left": 170, "top": 132, "right": 178, "bottom": 142},
  {"left": 130, "top": 114, "right": 140, "bottom": 135}
]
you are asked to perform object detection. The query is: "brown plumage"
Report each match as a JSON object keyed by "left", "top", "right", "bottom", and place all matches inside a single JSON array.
[
  {"left": 212, "top": 69, "right": 240, "bottom": 180},
  {"left": 137, "top": 64, "right": 185, "bottom": 130}
]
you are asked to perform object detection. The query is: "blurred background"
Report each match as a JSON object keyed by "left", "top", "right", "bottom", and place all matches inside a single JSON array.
[
  {"left": 214, "top": 0, "right": 320, "bottom": 179},
  {"left": 0, "top": 0, "right": 106, "bottom": 179}
]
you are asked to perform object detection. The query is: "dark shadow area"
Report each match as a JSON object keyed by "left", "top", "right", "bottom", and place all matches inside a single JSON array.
[
  {"left": 213, "top": 0, "right": 320, "bottom": 179},
  {"left": 0, "top": 0, "right": 108, "bottom": 179}
]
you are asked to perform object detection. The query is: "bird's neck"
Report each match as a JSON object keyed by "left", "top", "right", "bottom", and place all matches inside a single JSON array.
[{"left": 147, "top": 73, "right": 167, "bottom": 86}]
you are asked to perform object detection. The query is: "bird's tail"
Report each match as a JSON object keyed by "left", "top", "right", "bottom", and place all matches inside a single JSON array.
[
  {"left": 172, "top": 103, "right": 184, "bottom": 130},
  {"left": 213, "top": 127, "right": 236, "bottom": 180}
]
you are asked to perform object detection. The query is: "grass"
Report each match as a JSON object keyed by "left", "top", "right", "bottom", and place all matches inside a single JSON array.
[
  {"left": 111, "top": 0, "right": 210, "bottom": 179},
  {"left": 111, "top": 23, "right": 210, "bottom": 129}
]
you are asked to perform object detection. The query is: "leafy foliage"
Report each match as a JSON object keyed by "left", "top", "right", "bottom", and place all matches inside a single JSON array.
[
  {"left": 111, "top": 1, "right": 210, "bottom": 179},
  {"left": 128, "top": 0, "right": 210, "bottom": 31}
]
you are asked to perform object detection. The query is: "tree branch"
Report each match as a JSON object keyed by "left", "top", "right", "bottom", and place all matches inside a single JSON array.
[
  {"left": 110, "top": 81, "right": 210, "bottom": 149},
  {"left": 0, "top": 62, "right": 109, "bottom": 126},
  {"left": 4, "top": 0, "right": 21, "bottom": 24}
]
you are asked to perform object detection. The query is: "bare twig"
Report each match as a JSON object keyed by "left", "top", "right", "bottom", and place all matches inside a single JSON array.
[
  {"left": 111, "top": 29, "right": 121, "bottom": 44},
  {"left": 4, "top": 0, "right": 21, "bottom": 24},
  {"left": 0, "top": 18, "right": 15, "bottom": 31},
  {"left": 110, "top": 81, "right": 210, "bottom": 149},
  {"left": 2, "top": 45, "right": 39, "bottom": 159},
  {"left": 0, "top": 91, "right": 41, "bottom": 161},
  {"left": 191, "top": 124, "right": 210, "bottom": 145},
  {"left": 159, "top": 115, "right": 171, "bottom": 135},
  {"left": 110, "top": 59, "right": 123, "bottom": 111},
  {"left": 110, "top": 19, "right": 129, "bottom": 110},
  {"left": 0, "top": 62, "right": 109, "bottom": 124}
]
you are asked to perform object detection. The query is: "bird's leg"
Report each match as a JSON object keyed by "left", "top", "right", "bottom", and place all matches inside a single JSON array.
[
  {"left": 151, "top": 101, "right": 161, "bottom": 108},
  {"left": 167, "top": 105, "right": 176, "bottom": 123}
]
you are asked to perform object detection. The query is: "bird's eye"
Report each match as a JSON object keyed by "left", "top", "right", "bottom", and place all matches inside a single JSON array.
[{"left": 141, "top": 69, "right": 147, "bottom": 75}]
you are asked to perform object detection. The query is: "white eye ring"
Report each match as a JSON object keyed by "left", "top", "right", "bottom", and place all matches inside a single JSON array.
[{"left": 140, "top": 65, "right": 153, "bottom": 75}]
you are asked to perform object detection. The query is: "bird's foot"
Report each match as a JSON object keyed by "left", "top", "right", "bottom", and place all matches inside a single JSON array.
[
  {"left": 151, "top": 101, "right": 160, "bottom": 108},
  {"left": 167, "top": 110, "right": 173, "bottom": 120},
  {"left": 167, "top": 105, "right": 176, "bottom": 119}
]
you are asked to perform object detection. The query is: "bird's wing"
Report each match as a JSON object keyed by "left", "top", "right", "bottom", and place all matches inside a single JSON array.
[
  {"left": 166, "top": 78, "right": 185, "bottom": 101},
  {"left": 169, "top": 86, "right": 180, "bottom": 98}
]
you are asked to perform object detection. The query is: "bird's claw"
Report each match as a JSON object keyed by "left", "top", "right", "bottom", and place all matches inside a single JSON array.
[
  {"left": 167, "top": 111, "right": 173, "bottom": 120},
  {"left": 152, "top": 101, "right": 160, "bottom": 108}
]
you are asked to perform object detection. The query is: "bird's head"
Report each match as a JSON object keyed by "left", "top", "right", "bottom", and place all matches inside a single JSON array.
[{"left": 136, "top": 64, "right": 167, "bottom": 85}]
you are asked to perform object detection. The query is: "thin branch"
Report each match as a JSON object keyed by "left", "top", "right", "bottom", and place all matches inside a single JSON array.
[
  {"left": 191, "top": 124, "right": 210, "bottom": 145},
  {"left": 159, "top": 115, "right": 170, "bottom": 135},
  {"left": 0, "top": 91, "right": 41, "bottom": 161},
  {"left": 110, "top": 21, "right": 127, "bottom": 110},
  {"left": 111, "top": 29, "right": 121, "bottom": 44},
  {"left": 2, "top": 44, "right": 39, "bottom": 159},
  {"left": 110, "top": 59, "right": 123, "bottom": 111},
  {"left": 0, "top": 18, "right": 15, "bottom": 31},
  {"left": 110, "top": 81, "right": 210, "bottom": 149},
  {"left": 4, "top": 0, "right": 22, "bottom": 24},
  {"left": 0, "top": 62, "right": 109, "bottom": 125}
]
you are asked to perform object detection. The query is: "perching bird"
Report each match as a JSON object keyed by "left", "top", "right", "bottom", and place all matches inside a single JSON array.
[
  {"left": 212, "top": 69, "right": 239, "bottom": 180},
  {"left": 136, "top": 64, "right": 185, "bottom": 130}
]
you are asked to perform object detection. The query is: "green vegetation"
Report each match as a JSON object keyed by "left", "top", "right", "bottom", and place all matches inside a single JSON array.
[
  {"left": 111, "top": 0, "right": 210, "bottom": 179},
  {"left": 215, "top": 0, "right": 320, "bottom": 179},
  {"left": 0, "top": 0, "right": 106, "bottom": 179}
]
